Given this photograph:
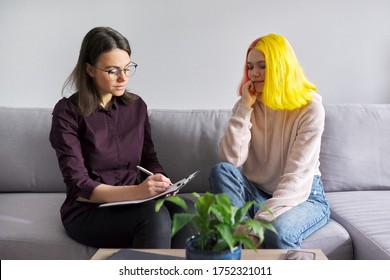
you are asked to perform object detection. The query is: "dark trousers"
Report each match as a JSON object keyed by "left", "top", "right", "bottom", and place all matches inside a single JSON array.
[{"left": 64, "top": 198, "right": 195, "bottom": 249}]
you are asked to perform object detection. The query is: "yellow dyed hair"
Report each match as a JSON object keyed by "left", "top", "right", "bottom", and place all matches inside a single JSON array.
[{"left": 240, "top": 34, "right": 316, "bottom": 110}]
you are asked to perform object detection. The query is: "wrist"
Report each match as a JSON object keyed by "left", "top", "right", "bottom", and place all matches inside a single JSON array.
[{"left": 241, "top": 98, "right": 253, "bottom": 108}]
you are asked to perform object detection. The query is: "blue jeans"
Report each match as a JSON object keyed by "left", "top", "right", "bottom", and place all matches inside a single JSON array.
[{"left": 209, "top": 162, "right": 330, "bottom": 249}]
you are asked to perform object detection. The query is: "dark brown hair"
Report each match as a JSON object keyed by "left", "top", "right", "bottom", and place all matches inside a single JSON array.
[{"left": 62, "top": 27, "right": 137, "bottom": 115}]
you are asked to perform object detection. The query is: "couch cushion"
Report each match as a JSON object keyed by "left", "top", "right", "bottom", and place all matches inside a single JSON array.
[
  {"left": 0, "top": 193, "right": 97, "bottom": 259},
  {"left": 320, "top": 104, "right": 390, "bottom": 192},
  {"left": 301, "top": 219, "right": 353, "bottom": 260},
  {"left": 0, "top": 106, "right": 65, "bottom": 192},
  {"left": 149, "top": 109, "right": 231, "bottom": 194},
  {"left": 326, "top": 191, "right": 390, "bottom": 259}
]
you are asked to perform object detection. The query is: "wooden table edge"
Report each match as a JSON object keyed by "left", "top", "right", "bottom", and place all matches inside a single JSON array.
[{"left": 91, "top": 248, "right": 328, "bottom": 260}]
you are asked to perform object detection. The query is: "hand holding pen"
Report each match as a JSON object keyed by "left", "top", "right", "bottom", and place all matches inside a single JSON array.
[{"left": 136, "top": 165, "right": 174, "bottom": 197}]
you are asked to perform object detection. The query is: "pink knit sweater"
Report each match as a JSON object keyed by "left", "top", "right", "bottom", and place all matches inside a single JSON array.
[{"left": 220, "top": 93, "right": 325, "bottom": 221}]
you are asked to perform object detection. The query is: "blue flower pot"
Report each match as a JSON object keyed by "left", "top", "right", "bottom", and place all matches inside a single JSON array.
[{"left": 185, "top": 235, "right": 242, "bottom": 260}]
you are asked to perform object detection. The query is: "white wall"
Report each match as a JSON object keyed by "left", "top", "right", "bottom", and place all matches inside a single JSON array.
[{"left": 1, "top": 0, "right": 390, "bottom": 109}]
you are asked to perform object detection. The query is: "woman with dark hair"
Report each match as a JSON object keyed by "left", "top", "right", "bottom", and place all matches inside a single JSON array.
[
  {"left": 209, "top": 34, "right": 330, "bottom": 249},
  {"left": 50, "top": 27, "right": 192, "bottom": 249}
]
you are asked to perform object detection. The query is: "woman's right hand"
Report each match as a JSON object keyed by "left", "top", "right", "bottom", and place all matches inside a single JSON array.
[
  {"left": 138, "top": 174, "right": 172, "bottom": 198},
  {"left": 241, "top": 80, "right": 258, "bottom": 108}
]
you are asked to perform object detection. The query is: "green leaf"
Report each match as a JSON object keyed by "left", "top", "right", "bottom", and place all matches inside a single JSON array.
[
  {"left": 229, "top": 206, "right": 239, "bottom": 225},
  {"left": 215, "top": 194, "right": 231, "bottom": 215},
  {"left": 235, "top": 201, "right": 255, "bottom": 223},
  {"left": 245, "top": 219, "right": 265, "bottom": 242},
  {"left": 191, "top": 192, "right": 201, "bottom": 199},
  {"left": 210, "top": 205, "right": 225, "bottom": 223},
  {"left": 171, "top": 213, "right": 194, "bottom": 237},
  {"left": 192, "top": 215, "right": 211, "bottom": 236},
  {"left": 166, "top": 195, "right": 189, "bottom": 211},
  {"left": 237, "top": 235, "right": 257, "bottom": 250},
  {"left": 212, "top": 194, "right": 234, "bottom": 225},
  {"left": 258, "top": 203, "right": 275, "bottom": 218},
  {"left": 260, "top": 221, "right": 277, "bottom": 233},
  {"left": 215, "top": 224, "right": 236, "bottom": 251},
  {"left": 155, "top": 195, "right": 189, "bottom": 212},
  {"left": 195, "top": 192, "right": 215, "bottom": 219},
  {"left": 155, "top": 198, "right": 166, "bottom": 212},
  {"left": 212, "top": 238, "right": 230, "bottom": 252}
]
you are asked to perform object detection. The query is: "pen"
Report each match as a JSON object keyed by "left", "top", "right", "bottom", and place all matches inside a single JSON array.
[{"left": 136, "top": 165, "right": 154, "bottom": 176}]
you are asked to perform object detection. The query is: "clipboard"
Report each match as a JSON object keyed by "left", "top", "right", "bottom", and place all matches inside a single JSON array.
[{"left": 99, "top": 170, "right": 199, "bottom": 207}]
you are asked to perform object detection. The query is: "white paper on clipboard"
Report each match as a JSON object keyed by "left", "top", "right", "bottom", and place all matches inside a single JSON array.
[{"left": 99, "top": 170, "right": 199, "bottom": 207}]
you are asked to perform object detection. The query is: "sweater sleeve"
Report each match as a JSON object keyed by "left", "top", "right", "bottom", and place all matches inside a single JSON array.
[
  {"left": 255, "top": 101, "right": 325, "bottom": 222},
  {"left": 220, "top": 101, "right": 254, "bottom": 167}
]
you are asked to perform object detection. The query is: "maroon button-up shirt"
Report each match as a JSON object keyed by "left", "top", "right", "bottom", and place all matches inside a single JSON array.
[{"left": 49, "top": 92, "right": 165, "bottom": 224}]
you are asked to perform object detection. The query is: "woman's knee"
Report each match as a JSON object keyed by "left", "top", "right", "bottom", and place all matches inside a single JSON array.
[
  {"left": 210, "top": 162, "right": 235, "bottom": 176},
  {"left": 263, "top": 227, "right": 299, "bottom": 249},
  {"left": 209, "top": 162, "right": 238, "bottom": 191}
]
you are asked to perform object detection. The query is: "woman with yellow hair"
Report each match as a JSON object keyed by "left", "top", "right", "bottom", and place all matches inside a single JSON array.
[{"left": 209, "top": 34, "right": 330, "bottom": 249}]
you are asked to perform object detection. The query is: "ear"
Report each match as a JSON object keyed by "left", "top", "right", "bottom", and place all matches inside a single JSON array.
[{"left": 86, "top": 63, "right": 95, "bottom": 78}]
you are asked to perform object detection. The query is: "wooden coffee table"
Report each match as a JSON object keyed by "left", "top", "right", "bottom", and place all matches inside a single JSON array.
[{"left": 91, "top": 248, "right": 327, "bottom": 260}]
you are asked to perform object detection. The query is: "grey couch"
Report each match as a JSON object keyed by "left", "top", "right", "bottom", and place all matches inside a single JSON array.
[{"left": 1, "top": 104, "right": 389, "bottom": 260}]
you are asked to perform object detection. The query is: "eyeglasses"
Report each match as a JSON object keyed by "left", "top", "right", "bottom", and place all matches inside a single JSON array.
[{"left": 94, "top": 61, "right": 137, "bottom": 80}]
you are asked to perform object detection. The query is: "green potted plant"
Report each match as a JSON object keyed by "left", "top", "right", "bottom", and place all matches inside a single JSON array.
[{"left": 155, "top": 192, "right": 276, "bottom": 260}]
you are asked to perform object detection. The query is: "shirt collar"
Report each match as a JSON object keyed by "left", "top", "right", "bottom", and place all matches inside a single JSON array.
[{"left": 99, "top": 96, "right": 118, "bottom": 111}]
